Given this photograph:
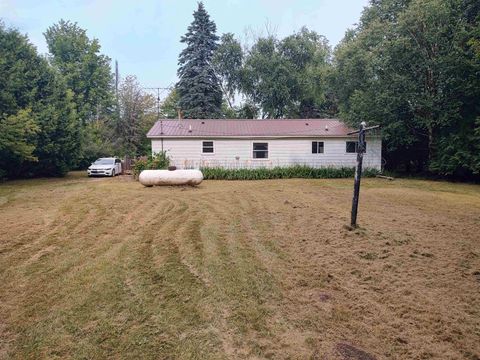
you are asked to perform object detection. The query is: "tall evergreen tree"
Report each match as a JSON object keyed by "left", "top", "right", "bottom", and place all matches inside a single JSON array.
[
  {"left": 0, "top": 22, "right": 80, "bottom": 178},
  {"left": 0, "top": 23, "right": 41, "bottom": 178},
  {"left": 28, "top": 78, "right": 81, "bottom": 177},
  {"left": 177, "top": 2, "right": 222, "bottom": 119}
]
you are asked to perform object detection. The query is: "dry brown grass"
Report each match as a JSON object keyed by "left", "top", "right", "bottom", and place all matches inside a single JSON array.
[{"left": 0, "top": 172, "right": 479, "bottom": 359}]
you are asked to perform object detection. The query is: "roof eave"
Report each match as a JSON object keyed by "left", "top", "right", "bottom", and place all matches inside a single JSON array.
[{"left": 147, "top": 134, "right": 364, "bottom": 139}]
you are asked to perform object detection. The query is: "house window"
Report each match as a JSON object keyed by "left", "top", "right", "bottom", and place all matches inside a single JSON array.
[
  {"left": 312, "top": 141, "right": 324, "bottom": 154},
  {"left": 253, "top": 143, "right": 268, "bottom": 159},
  {"left": 202, "top": 141, "right": 214, "bottom": 153},
  {"left": 346, "top": 141, "right": 367, "bottom": 153}
]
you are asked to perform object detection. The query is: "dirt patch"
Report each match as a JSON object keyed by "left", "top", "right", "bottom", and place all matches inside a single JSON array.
[{"left": 336, "top": 343, "right": 376, "bottom": 360}]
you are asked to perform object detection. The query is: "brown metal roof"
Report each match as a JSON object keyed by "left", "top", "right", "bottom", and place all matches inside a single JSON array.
[{"left": 147, "top": 119, "right": 355, "bottom": 138}]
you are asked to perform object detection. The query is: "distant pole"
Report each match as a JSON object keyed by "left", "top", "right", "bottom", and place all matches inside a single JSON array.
[
  {"left": 157, "top": 88, "right": 163, "bottom": 152},
  {"left": 348, "top": 122, "right": 380, "bottom": 228},
  {"left": 115, "top": 60, "right": 120, "bottom": 103},
  {"left": 143, "top": 86, "right": 172, "bottom": 152},
  {"left": 115, "top": 60, "right": 120, "bottom": 135}
]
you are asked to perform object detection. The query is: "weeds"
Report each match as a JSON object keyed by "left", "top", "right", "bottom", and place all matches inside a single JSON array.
[
  {"left": 201, "top": 165, "right": 380, "bottom": 180},
  {"left": 132, "top": 152, "right": 170, "bottom": 178}
]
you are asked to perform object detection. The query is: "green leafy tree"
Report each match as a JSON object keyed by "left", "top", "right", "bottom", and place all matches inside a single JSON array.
[
  {"left": 0, "top": 22, "right": 81, "bottom": 178},
  {"left": 112, "top": 75, "right": 156, "bottom": 156},
  {"left": 28, "top": 82, "right": 81, "bottom": 177},
  {"left": 177, "top": 2, "right": 222, "bottom": 118},
  {"left": 213, "top": 33, "right": 243, "bottom": 110},
  {"left": 241, "top": 28, "right": 333, "bottom": 118},
  {"left": 80, "top": 120, "right": 115, "bottom": 167},
  {"left": 280, "top": 28, "right": 335, "bottom": 118},
  {"left": 0, "top": 23, "right": 41, "bottom": 177},
  {"left": 333, "top": 0, "right": 480, "bottom": 178},
  {"left": 44, "top": 20, "right": 114, "bottom": 168},
  {"left": 0, "top": 109, "right": 39, "bottom": 178},
  {"left": 44, "top": 20, "right": 113, "bottom": 124},
  {"left": 235, "top": 101, "right": 259, "bottom": 119},
  {"left": 241, "top": 36, "right": 293, "bottom": 118},
  {"left": 160, "top": 89, "right": 180, "bottom": 119}
]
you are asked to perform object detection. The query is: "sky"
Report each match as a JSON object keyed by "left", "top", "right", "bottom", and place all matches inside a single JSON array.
[{"left": 1, "top": 0, "right": 369, "bottom": 93}]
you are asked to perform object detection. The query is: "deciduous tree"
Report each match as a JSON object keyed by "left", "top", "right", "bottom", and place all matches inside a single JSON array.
[
  {"left": 332, "top": 0, "right": 480, "bottom": 178},
  {"left": 112, "top": 75, "right": 156, "bottom": 156},
  {"left": 241, "top": 28, "right": 333, "bottom": 118},
  {"left": 213, "top": 33, "right": 243, "bottom": 110},
  {"left": 44, "top": 20, "right": 113, "bottom": 124}
]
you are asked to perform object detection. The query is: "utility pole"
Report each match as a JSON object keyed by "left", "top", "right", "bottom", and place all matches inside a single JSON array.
[
  {"left": 115, "top": 60, "right": 119, "bottom": 99},
  {"left": 348, "top": 122, "right": 380, "bottom": 228},
  {"left": 143, "top": 86, "right": 171, "bottom": 152}
]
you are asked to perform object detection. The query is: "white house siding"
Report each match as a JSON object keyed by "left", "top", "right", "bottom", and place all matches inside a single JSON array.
[{"left": 151, "top": 137, "right": 382, "bottom": 170}]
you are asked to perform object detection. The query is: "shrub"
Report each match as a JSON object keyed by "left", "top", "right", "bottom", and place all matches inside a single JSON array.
[
  {"left": 200, "top": 166, "right": 380, "bottom": 180},
  {"left": 133, "top": 152, "right": 170, "bottom": 178}
]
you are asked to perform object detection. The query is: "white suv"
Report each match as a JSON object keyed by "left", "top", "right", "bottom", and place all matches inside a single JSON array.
[{"left": 87, "top": 157, "right": 122, "bottom": 177}]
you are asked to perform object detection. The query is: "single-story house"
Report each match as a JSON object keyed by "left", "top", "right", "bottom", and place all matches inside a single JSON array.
[{"left": 146, "top": 119, "right": 382, "bottom": 170}]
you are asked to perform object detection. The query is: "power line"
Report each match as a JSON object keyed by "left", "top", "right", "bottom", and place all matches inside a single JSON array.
[{"left": 142, "top": 86, "right": 175, "bottom": 151}]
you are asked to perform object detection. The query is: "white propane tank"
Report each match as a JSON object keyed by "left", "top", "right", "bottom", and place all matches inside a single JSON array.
[{"left": 139, "top": 169, "right": 203, "bottom": 187}]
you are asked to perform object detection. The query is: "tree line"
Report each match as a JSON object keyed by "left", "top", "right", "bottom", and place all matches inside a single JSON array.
[
  {"left": 0, "top": 20, "right": 156, "bottom": 179},
  {"left": 174, "top": 0, "right": 480, "bottom": 179},
  {"left": 1, "top": 0, "right": 479, "bottom": 179}
]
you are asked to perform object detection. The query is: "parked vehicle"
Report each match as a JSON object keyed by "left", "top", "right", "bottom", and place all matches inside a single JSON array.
[{"left": 87, "top": 158, "right": 122, "bottom": 177}]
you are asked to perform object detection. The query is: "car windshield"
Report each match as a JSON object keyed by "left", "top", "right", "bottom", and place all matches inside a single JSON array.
[{"left": 94, "top": 158, "right": 114, "bottom": 165}]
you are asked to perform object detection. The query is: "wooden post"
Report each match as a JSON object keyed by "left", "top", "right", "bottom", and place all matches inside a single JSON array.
[
  {"left": 348, "top": 122, "right": 380, "bottom": 228},
  {"left": 351, "top": 123, "right": 365, "bottom": 228}
]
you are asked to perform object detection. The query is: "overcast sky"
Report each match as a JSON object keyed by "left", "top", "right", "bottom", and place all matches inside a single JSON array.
[{"left": 1, "top": 0, "right": 369, "bottom": 90}]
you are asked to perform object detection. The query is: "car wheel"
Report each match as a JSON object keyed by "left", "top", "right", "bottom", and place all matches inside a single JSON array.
[{"left": 111, "top": 170, "right": 115, "bottom": 177}]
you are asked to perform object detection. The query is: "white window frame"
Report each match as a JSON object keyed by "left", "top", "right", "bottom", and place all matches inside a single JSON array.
[
  {"left": 201, "top": 140, "right": 215, "bottom": 155},
  {"left": 312, "top": 141, "right": 325, "bottom": 154},
  {"left": 252, "top": 142, "right": 269, "bottom": 160},
  {"left": 346, "top": 141, "right": 367, "bottom": 154}
]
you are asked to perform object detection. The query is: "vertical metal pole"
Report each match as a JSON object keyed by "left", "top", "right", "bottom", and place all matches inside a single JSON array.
[
  {"left": 115, "top": 60, "right": 119, "bottom": 98},
  {"left": 351, "top": 123, "right": 365, "bottom": 228},
  {"left": 143, "top": 86, "right": 172, "bottom": 155},
  {"left": 157, "top": 88, "right": 164, "bottom": 152}
]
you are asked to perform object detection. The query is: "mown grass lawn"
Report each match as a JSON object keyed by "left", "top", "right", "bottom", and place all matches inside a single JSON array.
[{"left": 0, "top": 172, "right": 479, "bottom": 359}]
